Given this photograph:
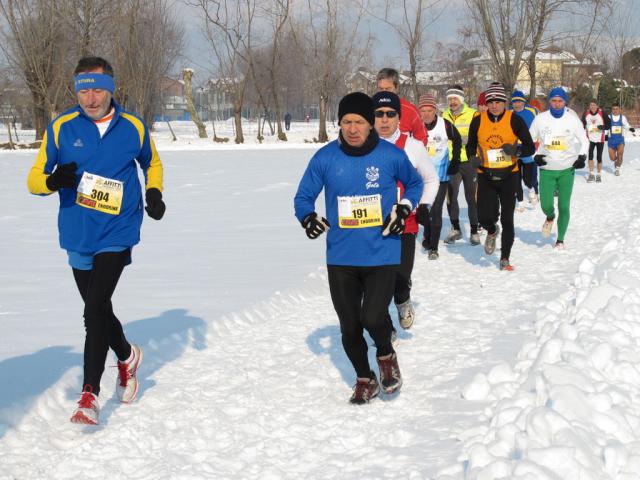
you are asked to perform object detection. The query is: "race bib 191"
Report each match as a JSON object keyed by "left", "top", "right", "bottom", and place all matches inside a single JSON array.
[
  {"left": 486, "top": 148, "right": 512, "bottom": 168},
  {"left": 337, "top": 194, "right": 383, "bottom": 228},
  {"left": 76, "top": 171, "right": 124, "bottom": 215},
  {"left": 612, "top": 126, "right": 622, "bottom": 134}
]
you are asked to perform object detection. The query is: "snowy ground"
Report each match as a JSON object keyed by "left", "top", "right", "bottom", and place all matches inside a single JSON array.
[{"left": 1, "top": 136, "right": 640, "bottom": 479}]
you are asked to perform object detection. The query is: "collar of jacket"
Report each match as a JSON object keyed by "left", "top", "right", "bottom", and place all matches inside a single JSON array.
[{"left": 338, "top": 129, "right": 380, "bottom": 157}]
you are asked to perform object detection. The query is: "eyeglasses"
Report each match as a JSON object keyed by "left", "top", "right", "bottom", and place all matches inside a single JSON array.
[{"left": 374, "top": 110, "right": 398, "bottom": 118}]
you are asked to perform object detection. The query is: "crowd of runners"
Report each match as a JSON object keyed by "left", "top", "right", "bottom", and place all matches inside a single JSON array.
[{"left": 294, "top": 68, "right": 637, "bottom": 404}]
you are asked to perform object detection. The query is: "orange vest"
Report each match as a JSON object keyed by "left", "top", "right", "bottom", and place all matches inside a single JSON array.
[{"left": 477, "top": 110, "right": 519, "bottom": 171}]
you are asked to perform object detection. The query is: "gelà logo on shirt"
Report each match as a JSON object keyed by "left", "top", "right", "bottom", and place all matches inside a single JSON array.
[
  {"left": 365, "top": 166, "right": 379, "bottom": 189},
  {"left": 73, "top": 138, "right": 84, "bottom": 148}
]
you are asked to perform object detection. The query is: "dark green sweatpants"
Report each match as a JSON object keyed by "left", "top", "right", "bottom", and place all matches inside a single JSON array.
[{"left": 539, "top": 167, "right": 575, "bottom": 242}]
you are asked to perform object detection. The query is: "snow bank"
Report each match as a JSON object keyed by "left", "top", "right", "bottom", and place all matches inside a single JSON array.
[{"left": 438, "top": 219, "right": 640, "bottom": 479}]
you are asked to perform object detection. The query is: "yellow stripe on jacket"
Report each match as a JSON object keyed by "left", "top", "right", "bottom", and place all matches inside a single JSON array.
[
  {"left": 27, "top": 131, "right": 54, "bottom": 195},
  {"left": 121, "top": 112, "right": 163, "bottom": 192}
]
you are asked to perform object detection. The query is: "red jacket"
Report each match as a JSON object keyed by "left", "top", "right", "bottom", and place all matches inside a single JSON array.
[
  {"left": 400, "top": 97, "right": 428, "bottom": 145},
  {"left": 395, "top": 133, "right": 419, "bottom": 234}
]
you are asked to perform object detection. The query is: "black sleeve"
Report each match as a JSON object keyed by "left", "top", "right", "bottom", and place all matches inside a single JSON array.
[
  {"left": 603, "top": 111, "right": 611, "bottom": 130},
  {"left": 580, "top": 111, "right": 587, "bottom": 128},
  {"left": 465, "top": 114, "right": 481, "bottom": 159},
  {"left": 444, "top": 118, "right": 462, "bottom": 162},
  {"left": 510, "top": 113, "right": 535, "bottom": 157}
]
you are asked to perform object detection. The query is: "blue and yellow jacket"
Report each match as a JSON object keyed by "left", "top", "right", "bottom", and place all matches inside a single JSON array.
[{"left": 27, "top": 101, "right": 163, "bottom": 254}]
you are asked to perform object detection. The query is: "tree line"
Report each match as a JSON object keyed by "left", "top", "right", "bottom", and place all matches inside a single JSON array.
[{"left": 0, "top": 0, "right": 637, "bottom": 144}]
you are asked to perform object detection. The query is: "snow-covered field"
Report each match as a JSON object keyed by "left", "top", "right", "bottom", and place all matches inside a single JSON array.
[{"left": 2, "top": 130, "right": 640, "bottom": 479}]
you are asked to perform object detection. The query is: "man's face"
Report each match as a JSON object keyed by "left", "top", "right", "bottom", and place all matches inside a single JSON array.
[
  {"left": 549, "top": 97, "right": 565, "bottom": 110},
  {"left": 374, "top": 107, "right": 400, "bottom": 138},
  {"left": 77, "top": 67, "right": 112, "bottom": 120},
  {"left": 448, "top": 96, "right": 462, "bottom": 111},
  {"left": 340, "top": 113, "right": 371, "bottom": 147},
  {"left": 589, "top": 102, "right": 598, "bottom": 113},
  {"left": 377, "top": 78, "right": 397, "bottom": 93},
  {"left": 419, "top": 105, "right": 436, "bottom": 124},
  {"left": 487, "top": 100, "right": 506, "bottom": 116},
  {"left": 512, "top": 100, "right": 524, "bottom": 112},
  {"left": 612, "top": 106, "right": 621, "bottom": 115}
]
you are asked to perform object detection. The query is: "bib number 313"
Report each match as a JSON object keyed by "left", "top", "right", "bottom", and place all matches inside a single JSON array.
[{"left": 76, "top": 171, "right": 124, "bottom": 215}]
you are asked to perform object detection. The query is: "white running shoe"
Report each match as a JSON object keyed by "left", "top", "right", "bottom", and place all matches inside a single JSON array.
[
  {"left": 117, "top": 344, "right": 143, "bottom": 403},
  {"left": 554, "top": 241, "right": 566, "bottom": 251},
  {"left": 443, "top": 228, "right": 462, "bottom": 244},
  {"left": 542, "top": 218, "right": 554, "bottom": 238},
  {"left": 529, "top": 191, "right": 539, "bottom": 204},
  {"left": 587, "top": 173, "right": 595, "bottom": 183},
  {"left": 396, "top": 299, "right": 415, "bottom": 330},
  {"left": 615, "top": 167, "right": 621, "bottom": 176},
  {"left": 516, "top": 202, "right": 525, "bottom": 213},
  {"left": 596, "top": 174, "right": 602, "bottom": 183},
  {"left": 484, "top": 225, "right": 500, "bottom": 255},
  {"left": 70, "top": 388, "right": 100, "bottom": 425}
]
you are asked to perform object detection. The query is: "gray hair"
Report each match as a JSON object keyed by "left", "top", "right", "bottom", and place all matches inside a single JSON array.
[{"left": 376, "top": 68, "right": 399, "bottom": 88}]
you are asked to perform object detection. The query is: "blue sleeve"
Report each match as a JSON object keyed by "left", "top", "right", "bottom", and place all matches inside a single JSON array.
[
  {"left": 396, "top": 151, "right": 423, "bottom": 208},
  {"left": 294, "top": 153, "right": 325, "bottom": 223}
]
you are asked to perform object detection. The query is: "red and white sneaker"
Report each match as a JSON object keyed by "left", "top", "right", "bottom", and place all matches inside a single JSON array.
[
  {"left": 117, "top": 344, "right": 143, "bottom": 403},
  {"left": 542, "top": 218, "right": 554, "bottom": 238},
  {"left": 70, "top": 386, "right": 100, "bottom": 425}
]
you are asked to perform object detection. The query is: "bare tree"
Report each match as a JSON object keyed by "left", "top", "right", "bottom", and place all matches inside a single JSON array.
[
  {"left": 465, "top": 0, "right": 536, "bottom": 93},
  {"left": 112, "top": 0, "right": 184, "bottom": 127},
  {"left": 0, "top": 0, "right": 72, "bottom": 139},
  {"left": 292, "top": 0, "right": 371, "bottom": 142},
  {"left": 183, "top": 68, "right": 208, "bottom": 137},
  {"left": 605, "top": 0, "right": 634, "bottom": 105},
  {"left": 264, "top": 0, "right": 291, "bottom": 140},
  {"left": 191, "top": 0, "right": 257, "bottom": 144},
  {"left": 369, "top": 0, "right": 443, "bottom": 102}
]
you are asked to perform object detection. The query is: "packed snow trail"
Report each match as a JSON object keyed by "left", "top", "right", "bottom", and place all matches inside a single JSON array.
[{"left": 1, "top": 145, "right": 640, "bottom": 479}]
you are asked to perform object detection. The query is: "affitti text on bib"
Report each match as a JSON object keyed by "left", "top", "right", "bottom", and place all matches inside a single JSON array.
[
  {"left": 337, "top": 194, "right": 383, "bottom": 228},
  {"left": 76, "top": 171, "right": 123, "bottom": 215}
]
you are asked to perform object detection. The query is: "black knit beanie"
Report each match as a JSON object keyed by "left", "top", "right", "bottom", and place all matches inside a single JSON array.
[
  {"left": 371, "top": 91, "right": 402, "bottom": 118},
  {"left": 338, "top": 92, "right": 375, "bottom": 125}
]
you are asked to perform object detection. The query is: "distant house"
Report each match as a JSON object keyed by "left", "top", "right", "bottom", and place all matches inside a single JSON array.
[
  {"left": 346, "top": 68, "right": 455, "bottom": 105},
  {"left": 156, "top": 77, "right": 189, "bottom": 121},
  {"left": 468, "top": 47, "right": 601, "bottom": 97},
  {"left": 195, "top": 78, "right": 252, "bottom": 121}
]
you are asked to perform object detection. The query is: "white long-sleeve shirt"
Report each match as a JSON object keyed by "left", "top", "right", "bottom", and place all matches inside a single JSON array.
[
  {"left": 529, "top": 108, "right": 589, "bottom": 171},
  {"left": 383, "top": 129, "right": 439, "bottom": 205}
]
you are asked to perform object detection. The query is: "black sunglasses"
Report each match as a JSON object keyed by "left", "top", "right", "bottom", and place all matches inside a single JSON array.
[{"left": 374, "top": 110, "right": 398, "bottom": 118}]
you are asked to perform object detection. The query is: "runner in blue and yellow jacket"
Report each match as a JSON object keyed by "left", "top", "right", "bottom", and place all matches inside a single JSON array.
[{"left": 27, "top": 56, "right": 165, "bottom": 426}]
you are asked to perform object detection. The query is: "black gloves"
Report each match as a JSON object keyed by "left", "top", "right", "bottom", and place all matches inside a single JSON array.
[
  {"left": 46, "top": 162, "right": 77, "bottom": 191},
  {"left": 447, "top": 160, "right": 460, "bottom": 175},
  {"left": 605, "top": 135, "right": 609, "bottom": 141},
  {"left": 301, "top": 212, "right": 330, "bottom": 239},
  {"left": 416, "top": 204, "right": 429, "bottom": 227},
  {"left": 630, "top": 127, "right": 636, "bottom": 133},
  {"left": 534, "top": 154, "right": 547, "bottom": 166},
  {"left": 502, "top": 143, "right": 519, "bottom": 157},
  {"left": 470, "top": 156, "right": 482, "bottom": 168},
  {"left": 382, "top": 203, "right": 412, "bottom": 236},
  {"left": 597, "top": 125, "right": 604, "bottom": 131},
  {"left": 145, "top": 188, "right": 166, "bottom": 220},
  {"left": 521, "top": 162, "right": 536, "bottom": 188},
  {"left": 573, "top": 154, "right": 586, "bottom": 169}
]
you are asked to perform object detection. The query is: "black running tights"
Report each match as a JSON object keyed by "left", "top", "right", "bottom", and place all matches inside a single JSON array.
[
  {"left": 72, "top": 250, "right": 132, "bottom": 395},
  {"left": 327, "top": 264, "right": 396, "bottom": 378},
  {"left": 477, "top": 172, "right": 518, "bottom": 260}
]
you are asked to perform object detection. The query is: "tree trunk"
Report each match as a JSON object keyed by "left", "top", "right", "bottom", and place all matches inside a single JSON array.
[
  {"left": 6, "top": 121, "right": 15, "bottom": 149},
  {"left": 318, "top": 93, "right": 328, "bottom": 143},
  {"left": 234, "top": 101, "right": 244, "bottom": 144},
  {"left": 409, "top": 50, "right": 419, "bottom": 103},
  {"left": 182, "top": 69, "right": 208, "bottom": 138},
  {"left": 528, "top": 56, "right": 537, "bottom": 100},
  {"left": 166, "top": 121, "right": 177, "bottom": 141}
]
